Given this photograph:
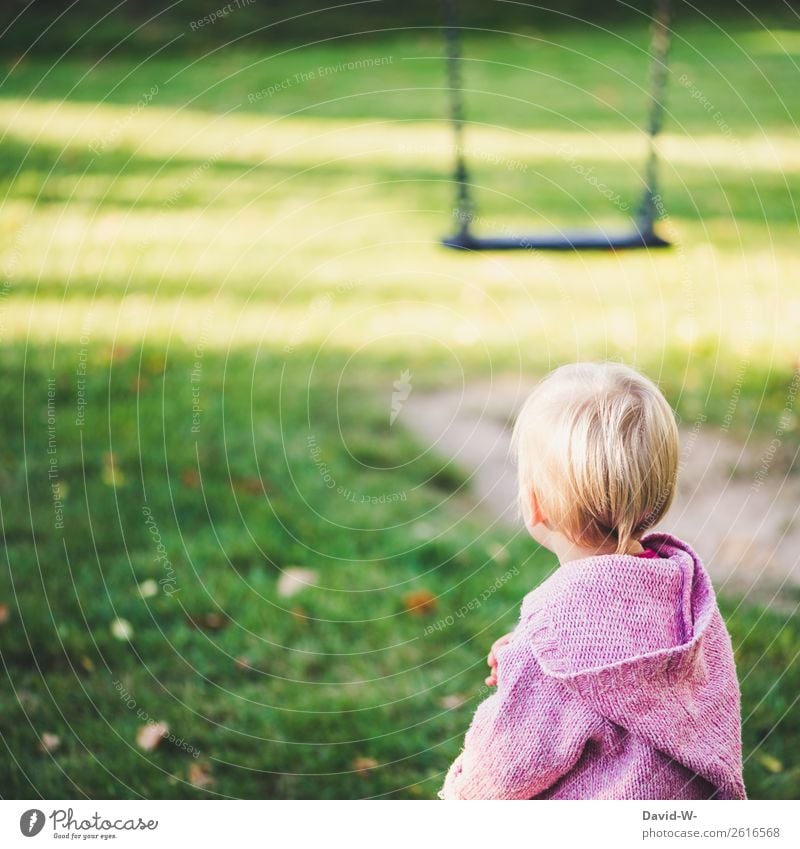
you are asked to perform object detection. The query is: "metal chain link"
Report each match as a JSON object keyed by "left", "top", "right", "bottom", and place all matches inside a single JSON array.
[
  {"left": 442, "top": 0, "right": 474, "bottom": 236},
  {"left": 442, "top": 0, "right": 672, "bottom": 240},
  {"left": 637, "top": 0, "right": 672, "bottom": 233}
]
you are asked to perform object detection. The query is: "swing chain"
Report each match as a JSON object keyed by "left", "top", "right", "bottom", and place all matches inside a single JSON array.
[
  {"left": 637, "top": 0, "right": 672, "bottom": 234},
  {"left": 441, "top": 0, "right": 672, "bottom": 247},
  {"left": 442, "top": 0, "right": 474, "bottom": 236}
]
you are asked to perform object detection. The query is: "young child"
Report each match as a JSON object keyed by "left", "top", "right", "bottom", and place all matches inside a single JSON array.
[{"left": 441, "top": 362, "right": 746, "bottom": 800}]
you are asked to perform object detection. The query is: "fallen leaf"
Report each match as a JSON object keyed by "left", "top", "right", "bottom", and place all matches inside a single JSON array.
[
  {"left": 136, "top": 721, "right": 169, "bottom": 752},
  {"left": 439, "top": 694, "right": 468, "bottom": 710},
  {"left": 277, "top": 568, "right": 318, "bottom": 599},
  {"left": 0, "top": 603, "right": 9, "bottom": 625},
  {"left": 39, "top": 732, "right": 61, "bottom": 753},
  {"left": 110, "top": 618, "right": 134, "bottom": 641},
  {"left": 486, "top": 543, "right": 509, "bottom": 564},
  {"left": 232, "top": 477, "right": 264, "bottom": 495},
  {"left": 186, "top": 612, "right": 229, "bottom": 632},
  {"left": 352, "top": 756, "right": 378, "bottom": 775},
  {"left": 138, "top": 579, "right": 159, "bottom": 599},
  {"left": 410, "top": 522, "right": 435, "bottom": 541},
  {"left": 188, "top": 761, "right": 215, "bottom": 789},
  {"left": 234, "top": 656, "right": 253, "bottom": 673},
  {"left": 403, "top": 589, "right": 437, "bottom": 616},
  {"left": 181, "top": 469, "right": 200, "bottom": 489},
  {"left": 758, "top": 754, "right": 783, "bottom": 774},
  {"left": 290, "top": 606, "right": 309, "bottom": 625},
  {"left": 16, "top": 690, "right": 38, "bottom": 711}
]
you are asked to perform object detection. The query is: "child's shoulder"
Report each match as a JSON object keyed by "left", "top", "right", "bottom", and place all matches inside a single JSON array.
[
  {"left": 515, "top": 539, "right": 715, "bottom": 673},
  {"left": 520, "top": 535, "right": 702, "bottom": 621}
]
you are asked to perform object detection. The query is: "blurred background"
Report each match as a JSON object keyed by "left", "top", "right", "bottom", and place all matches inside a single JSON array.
[{"left": 0, "top": 0, "right": 798, "bottom": 799}]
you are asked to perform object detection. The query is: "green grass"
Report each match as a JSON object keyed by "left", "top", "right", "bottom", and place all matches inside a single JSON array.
[{"left": 1, "top": 18, "right": 799, "bottom": 798}]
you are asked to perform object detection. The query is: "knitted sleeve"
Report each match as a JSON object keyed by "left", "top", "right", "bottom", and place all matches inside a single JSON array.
[{"left": 439, "top": 627, "right": 602, "bottom": 800}]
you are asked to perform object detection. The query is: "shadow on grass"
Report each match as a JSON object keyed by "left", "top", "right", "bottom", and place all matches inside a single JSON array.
[{"left": 0, "top": 340, "right": 797, "bottom": 798}]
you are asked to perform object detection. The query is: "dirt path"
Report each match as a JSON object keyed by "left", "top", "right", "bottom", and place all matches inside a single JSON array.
[{"left": 403, "top": 380, "right": 800, "bottom": 609}]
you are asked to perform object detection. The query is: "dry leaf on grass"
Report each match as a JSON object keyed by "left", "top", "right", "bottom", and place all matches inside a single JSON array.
[
  {"left": 486, "top": 543, "right": 509, "bottom": 564},
  {"left": 439, "top": 694, "right": 468, "bottom": 710},
  {"left": 352, "top": 756, "right": 378, "bottom": 775},
  {"left": 290, "top": 606, "right": 309, "bottom": 625},
  {"left": 39, "top": 733, "right": 61, "bottom": 754},
  {"left": 410, "top": 522, "right": 435, "bottom": 541},
  {"left": 181, "top": 469, "right": 200, "bottom": 489},
  {"left": 188, "top": 761, "right": 215, "bottom": 789},
  {"left": 138, "top": 579, "right": 159, "bottom": 598},
  {"left": 232, "top": 477, "right": 264, "bottom": 495},
  {"left": 186, "top": 612, "right": 229, "bottom": 632},
  {"left": 16, "top": 690, "right": 38, "bottom": 711},
  {"left": 137, "top": 722, "right": 169, "bottom": 752},
  {"left": 403, "top": 589, "right": 437, "bottom": 616},
  {"left": 234, "top": 656, "right": 253, "bottom": 673},
  {"left": 277, "top": 568, "right": 318, "bottom": 599},
  {"left": 110, "top": 618, "right": 134, "bottom": 641}
]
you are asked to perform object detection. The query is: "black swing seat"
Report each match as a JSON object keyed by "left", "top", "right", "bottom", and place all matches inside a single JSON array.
[{"left": 442, "top": 226, "right": 670, "bottom": 252}]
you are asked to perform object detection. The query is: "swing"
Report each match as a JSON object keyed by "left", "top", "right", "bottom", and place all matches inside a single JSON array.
[{"left": 441, "top": 0, "right": 672, "bottom": 251}]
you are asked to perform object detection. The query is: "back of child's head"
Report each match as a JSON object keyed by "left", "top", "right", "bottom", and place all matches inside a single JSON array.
[{"left": 512, "top": 362, "right": 679, "bottom": 554}]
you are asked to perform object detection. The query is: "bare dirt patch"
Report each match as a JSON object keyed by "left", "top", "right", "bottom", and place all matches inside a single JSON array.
[{"left": 402, "top": 380, "right": 800, "bottom": 609}]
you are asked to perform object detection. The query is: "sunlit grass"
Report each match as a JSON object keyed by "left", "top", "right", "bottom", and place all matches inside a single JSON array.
[
  {"left": 1, "top": 24, "right": 799, "bottom": 799},
  {"left": 3, "top": 98, "right": 799, "bottom": 174}
]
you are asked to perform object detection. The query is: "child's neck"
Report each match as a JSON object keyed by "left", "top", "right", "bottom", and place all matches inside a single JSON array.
[{"left": 552, "top": 536, "right": 645, "bottom": 566}]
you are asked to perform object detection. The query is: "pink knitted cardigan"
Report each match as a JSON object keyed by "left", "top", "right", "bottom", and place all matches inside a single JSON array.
[{"left": 440, "top": 533, "right": 746, "bottom": 800}]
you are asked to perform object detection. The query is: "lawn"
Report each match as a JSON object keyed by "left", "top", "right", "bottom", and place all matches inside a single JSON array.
[{"left": 0, "top": 14, "right": 799, "bottom": 798}]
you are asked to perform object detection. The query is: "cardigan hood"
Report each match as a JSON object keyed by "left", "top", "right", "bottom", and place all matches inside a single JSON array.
[{"left": 521, "top": 532, "right": 746, "bottom": 799}]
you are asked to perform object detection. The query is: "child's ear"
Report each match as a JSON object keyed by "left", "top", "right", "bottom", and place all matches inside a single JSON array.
[{"left": 527, "top": 488, "right": 547, "bottom": 527}]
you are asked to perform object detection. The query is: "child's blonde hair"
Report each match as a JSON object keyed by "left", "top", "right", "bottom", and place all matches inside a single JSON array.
[{"left": 511, "top": 362, "right": 679, "bottom": 554}]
